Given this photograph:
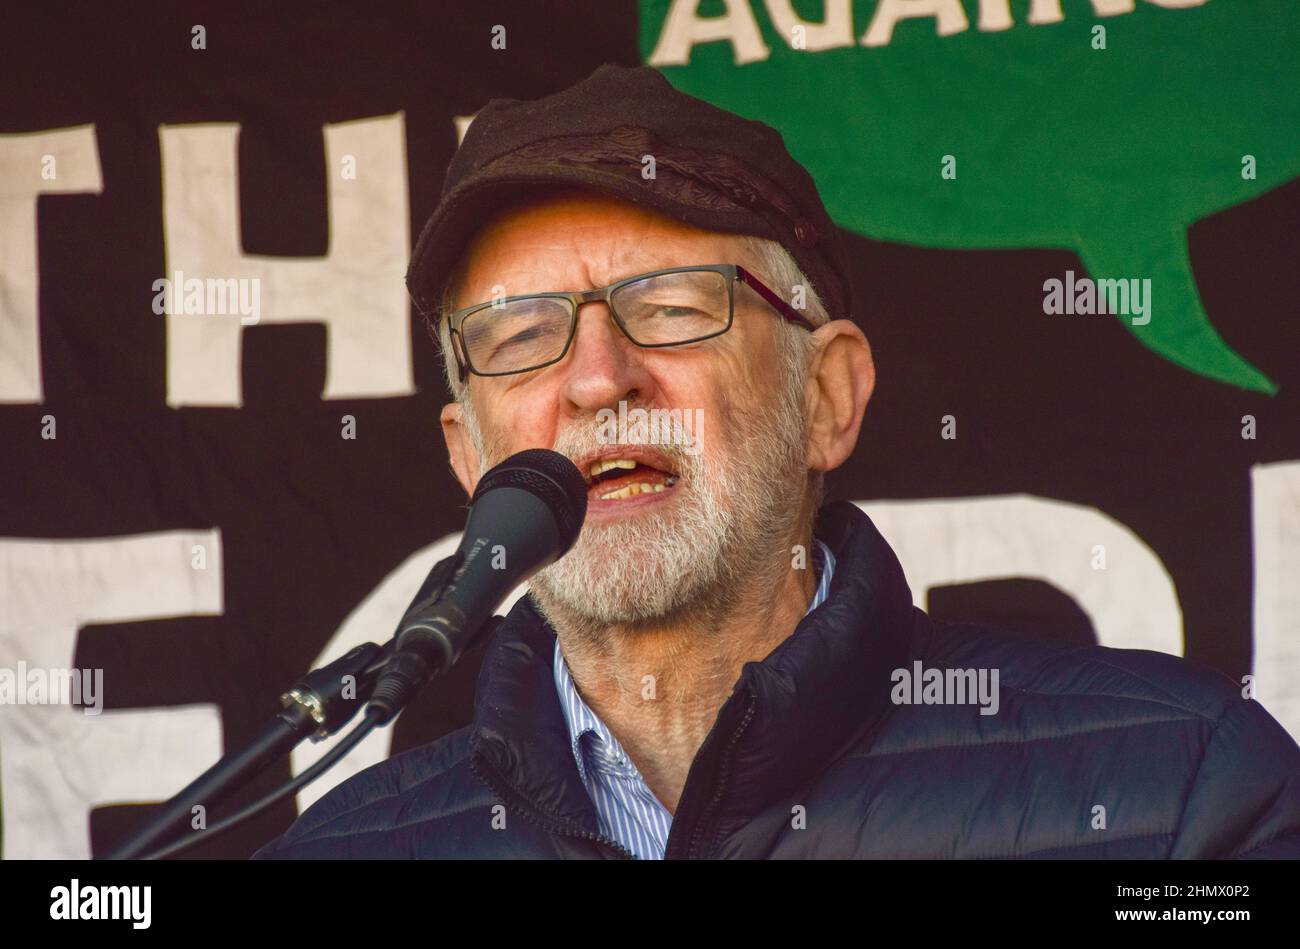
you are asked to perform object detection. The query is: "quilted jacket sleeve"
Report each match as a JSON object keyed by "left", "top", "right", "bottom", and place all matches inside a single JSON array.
[{"left": 1169, "top": 695, "right": 1300, "bottom": 859}]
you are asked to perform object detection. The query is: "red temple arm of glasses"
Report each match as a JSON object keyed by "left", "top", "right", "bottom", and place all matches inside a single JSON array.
[{"left": 735, "top": 266, "right": 818, "bottom": 332}]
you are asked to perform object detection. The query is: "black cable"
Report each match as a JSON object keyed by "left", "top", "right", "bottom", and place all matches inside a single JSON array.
[{"left": 140, "top": 707, "right": 385, "bottom": 860}]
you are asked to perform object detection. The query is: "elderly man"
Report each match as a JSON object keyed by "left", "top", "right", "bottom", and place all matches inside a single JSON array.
[{"left": 255, "top": 63, "right": 1300, "bottom": 859}]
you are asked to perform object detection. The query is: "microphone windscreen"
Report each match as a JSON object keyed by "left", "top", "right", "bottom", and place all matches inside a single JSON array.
[{"left": 470, "top": 448, "right": 588, "bottom": 555}]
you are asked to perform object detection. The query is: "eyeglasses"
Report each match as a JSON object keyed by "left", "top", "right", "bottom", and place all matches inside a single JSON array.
[{"left": 445, "top": 263, "right": 816, "bottom": 380}]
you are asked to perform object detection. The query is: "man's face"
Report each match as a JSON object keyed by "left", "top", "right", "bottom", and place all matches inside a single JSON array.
[{"left": 443, "top": 188, "right": 814, "bottom": 629}]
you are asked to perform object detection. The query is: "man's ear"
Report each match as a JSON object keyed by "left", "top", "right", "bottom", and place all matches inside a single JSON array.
[
  {"left": 805, "top": 319, "right": 875, "bottom": 474},
  {"left": 441, "top": 401, "right": 482, "bottom": 497}
]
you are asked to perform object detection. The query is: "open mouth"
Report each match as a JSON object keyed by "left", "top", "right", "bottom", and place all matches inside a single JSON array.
[{"left": 584, "top": 457, "right": 680, "bottom": 502}]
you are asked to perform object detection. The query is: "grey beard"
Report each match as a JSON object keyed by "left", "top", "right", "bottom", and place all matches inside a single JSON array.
[{"left": 458, "top": 373, "right": 810, "bottom": 642}]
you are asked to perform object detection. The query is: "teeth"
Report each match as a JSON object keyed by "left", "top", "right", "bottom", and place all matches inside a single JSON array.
[
  {"left": 599, "top": 482, "right": 667, "bottom": 501},
  {"left": 589, "top": 458, "right": 637, "bottom": 478}
]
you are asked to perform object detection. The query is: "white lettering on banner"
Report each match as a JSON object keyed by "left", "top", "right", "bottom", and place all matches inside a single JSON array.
[
  {"left": 1251, "top": 462, "right": 1300, "bottom": 740},
  {"left": 764, "top": 0, "right": 854, "bottom": 52},
  {"left": 454, "top": 114, "right": 476, "bottom": 146},
  {"left": 649, "top": 0, "right": 773, "bottom": 66},
  {"left": 857, "top": 495, "right": 1183, "bottom": 655},
  {"left": 647, "top": 0, "right": 1210, "bottom": 65},
  {"left": 159, "top": 114, "right": 412, "bottom": 407},
  {"left": 0, "top": 533, "right": 224, "bottom": 859},
  {"left": 0, "top": 126, "right": 102, "bottom": 404}
]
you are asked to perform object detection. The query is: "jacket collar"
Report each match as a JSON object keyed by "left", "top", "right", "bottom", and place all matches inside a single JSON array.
[{"left": 468, "top": 500, "right": 917, "bottom": 844}]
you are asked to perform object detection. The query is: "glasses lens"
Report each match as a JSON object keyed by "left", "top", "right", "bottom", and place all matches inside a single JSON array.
[
  {"left": 461, "top": 297, "right": 572, "bottom": 374},
  {"left": 611, "top": 270, "right": 730, "bottom": 345}
]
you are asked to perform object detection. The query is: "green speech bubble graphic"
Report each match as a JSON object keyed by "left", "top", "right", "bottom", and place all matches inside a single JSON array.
[{"left": 640, "top": 0, "right": 1299, "bottom": 394}]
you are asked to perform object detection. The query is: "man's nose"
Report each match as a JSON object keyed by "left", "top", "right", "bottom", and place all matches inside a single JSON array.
[{"left": 559, "top": 302, "right": 655, "bottom": 412}]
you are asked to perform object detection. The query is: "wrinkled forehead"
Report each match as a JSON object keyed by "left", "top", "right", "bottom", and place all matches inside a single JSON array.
[{"left": 448, "top": 186, "right": 760, "bottom": 307}]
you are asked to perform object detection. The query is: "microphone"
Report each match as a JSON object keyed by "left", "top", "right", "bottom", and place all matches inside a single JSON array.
[{"left": 367, "top": 448, "right": 588, "bottom": 721}]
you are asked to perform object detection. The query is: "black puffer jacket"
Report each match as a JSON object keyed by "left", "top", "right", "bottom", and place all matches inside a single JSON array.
[{"left": 254, "top": 501, "right": 1300, "bottom": 859}]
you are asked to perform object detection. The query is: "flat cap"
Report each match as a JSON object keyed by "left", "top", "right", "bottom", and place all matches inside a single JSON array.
[{"left": 406, "top": 62, "right": 852, "bottom": 328}]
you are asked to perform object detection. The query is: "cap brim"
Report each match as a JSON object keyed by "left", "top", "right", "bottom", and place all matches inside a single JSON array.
[{"left": 405, "top": 162, "right": 770, "bottom": 317}]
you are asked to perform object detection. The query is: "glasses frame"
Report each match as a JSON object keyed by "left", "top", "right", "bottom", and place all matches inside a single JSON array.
[{"left": 445, "top": 263, "right": 818, "bottom": 381}]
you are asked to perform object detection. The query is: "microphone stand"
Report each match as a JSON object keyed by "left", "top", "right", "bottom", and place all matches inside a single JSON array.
[{"left": 106, "top": 552, "right": 485, "bottom": 860}]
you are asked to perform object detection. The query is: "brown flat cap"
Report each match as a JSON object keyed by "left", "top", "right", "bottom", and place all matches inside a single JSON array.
[{"left": 406, "top": 62, "right": 852, "bottom": 327}]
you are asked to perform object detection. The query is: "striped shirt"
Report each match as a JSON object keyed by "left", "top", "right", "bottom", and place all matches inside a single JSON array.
[{"left": 552, "top": 538, "right": 837, "bottom": 859}]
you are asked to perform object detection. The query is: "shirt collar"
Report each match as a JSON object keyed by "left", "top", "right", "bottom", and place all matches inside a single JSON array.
[{"left": 553, "top": 538, "right": 837, "bottom": 784}]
